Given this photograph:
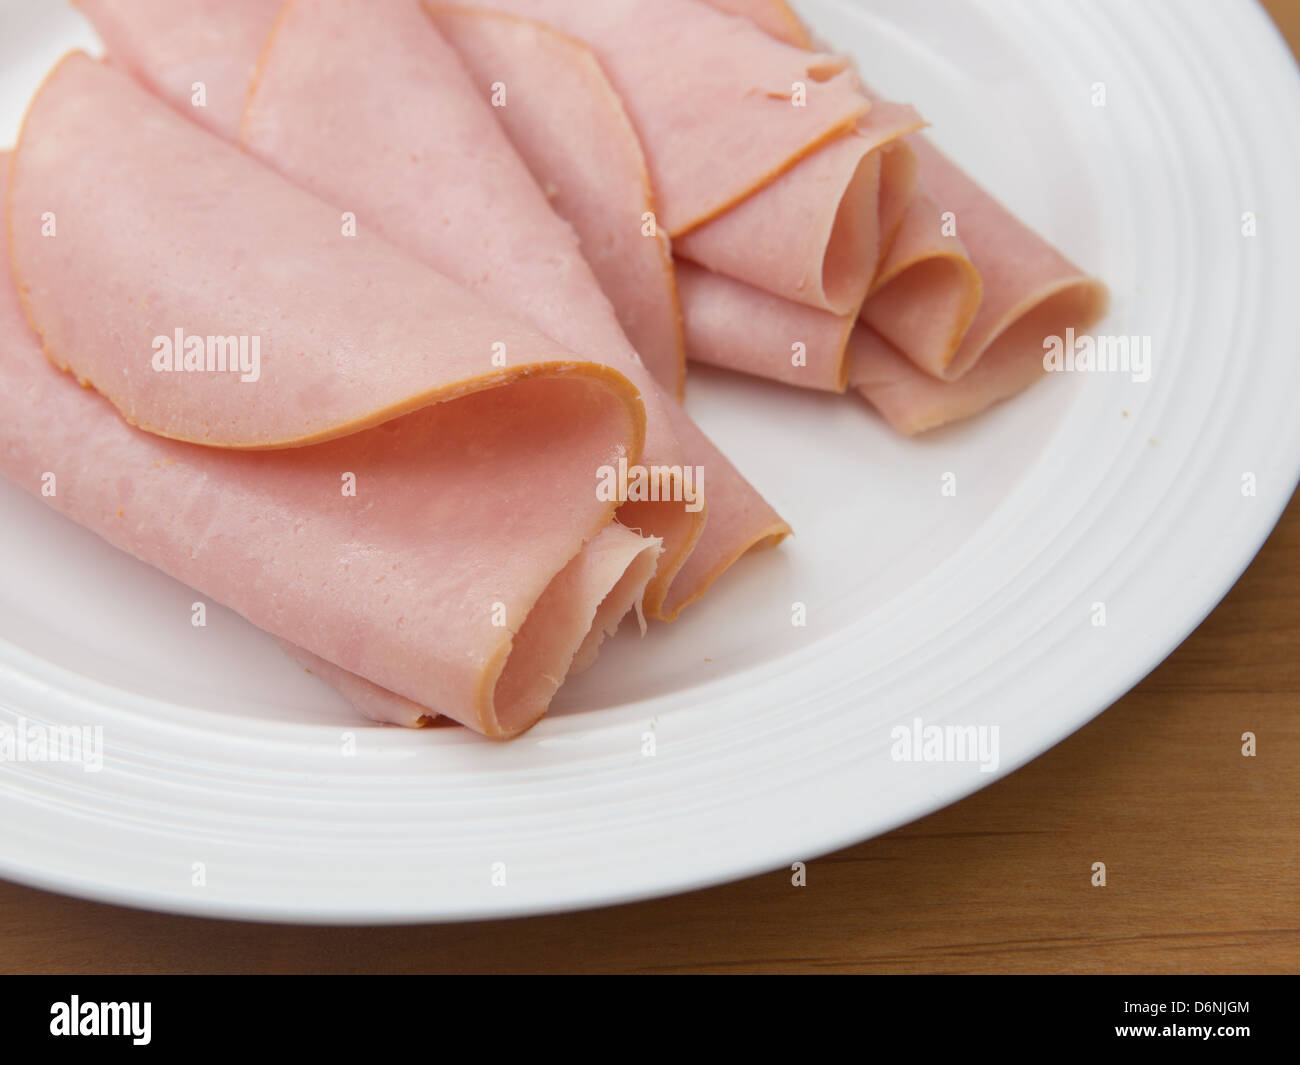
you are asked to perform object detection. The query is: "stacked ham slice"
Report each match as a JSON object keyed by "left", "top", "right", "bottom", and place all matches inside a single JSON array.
[{"left": 0, "top": 0, "right": 1107, "bottom": 739}]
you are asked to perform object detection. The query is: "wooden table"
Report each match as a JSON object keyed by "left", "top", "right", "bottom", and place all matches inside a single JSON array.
[{"left": 2, "top": 3, "right": 1298, "bottom": 975}]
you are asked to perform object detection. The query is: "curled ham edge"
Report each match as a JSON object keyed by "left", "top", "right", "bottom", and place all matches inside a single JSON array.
[
  {"left": 696, "top": 0, "right": 1110, "bottom": 433},
  {"left": 2, "top": 59, "right": 665, "bottom": 739},
  {"left": 425, "top": 5, "right": 792, "bottom": 619},
  {"left": 677, "top": 105, "right": 924, "bottom": 394},
  {"left": 421, "top": 3, "right": 686, "bottom": 400},
  {"left": 77, "top": 0, "right": 794, "bottom": 628},
  {"left": 445, "top": 0, "right": 876, "bottom": 317}
]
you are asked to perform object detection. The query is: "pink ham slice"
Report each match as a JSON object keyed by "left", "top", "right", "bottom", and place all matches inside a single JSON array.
[
  {"left": 677, "top": 261, "right": 855, "bottom": 392},
  {"left": 150, "top": 0, "right": 698, "bottom": 620},
  {"left": 673, "top": 103, "right": 922, "bottom": 393},
  {"left": 77, "top": 2, "right": 698, "bottom": 604},
  {"left": 73, "top": 0, "right": 281, "bottom": 138},
  {"left": 860, "top": 173, "right": 984, "bottom": 381},
  {"left": 884, "top": 135, "right": 1108, "bottom": 383},
  {"left": 420, "top": 5, "right": 684, "bottom": 399},
  {"left": 3, "top": 63, "right": 666, "bottom": 737},
  {"left": 10, "top": 53, "right": 646, "bottom": 452},
  {"left": 704, "top": 0, "right": 811, "bottom": 48},
  {"left": 229, "top": 0, "right": 788, "bottom": 618},
  {"left": 281, "top": 517, "right": 663, "bottom": 728},
  {"left": 440, "top": 0, "right": 870, "bottom": 236},
  {"left": 438, "top": 1, "right": 882, "bottom": 317},
  {"left": 1, "top": 152, "right": 659, "bottom": 737},
  {"left": 700, "top": 0, "right": 1111, "bottom": 430},
  {"left": 851, "top": 137, "right": 1109, "bottom": 431},
  {"left": 673, "top": 99, "right": 926, "bottom": 315},
  {"left": 74, "top": 0, "right": 713, "bottom": 624},
  {"left": 429, "top": 5, "right": 791, "bottom": 614}
]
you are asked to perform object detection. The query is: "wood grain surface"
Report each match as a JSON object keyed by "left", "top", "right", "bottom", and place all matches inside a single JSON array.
[{"left": 1, "top": 1, "right": 1297, "bottom": 975}]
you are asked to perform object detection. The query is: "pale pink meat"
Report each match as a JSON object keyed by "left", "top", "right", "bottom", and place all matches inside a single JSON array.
[
  {"left": 74, "top": 0, "right": 280, "bottom": 138},
  {"left": 702, "top": 0, "right": 810, "bottom": 48},
  {"left": 673, "top": 103, "right": 921, "bottom": 393},
  {"left": 852, "top": 137, "right": 1108, "bottom": 431},
  {"left": 1, "top": 151, "right": 653, "bottom": 736},
  {"left": 674, "top": 101, "right": 926, "bottom": 315},
  {"left": 440, "top": 0, "right": 870, "bottom": 235},
  {"left": 428, "top": 6, "right": 685, "bottom": 400},
  {"left": 677, "top": 261, "right": 855, "bottom": 392},
  {"left": 860, "top": 176, "right": 984, "bottom": 380},
  {"left": 9, "top": 55, "right": 644, "bottom": 452},
  {"left": 428, "top": 5, "right": 790, "bottom": 614}
]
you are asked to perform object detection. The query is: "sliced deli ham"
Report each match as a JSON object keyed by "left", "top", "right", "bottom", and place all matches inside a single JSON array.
[
  {"left": 230, "top": 0, "right": 788, "bottom": 618},
  {"left": 851, "top": 136, "right": 1109, "bottom": 431},
  {"left": 703, "top": 0, "right": 811, "bottom": 48},
  {"left": 3, "top": 62, "right": 663, "bottom": 738},
  {"left": 673, "top": 100, "right": 926, "bottom": 316},
  {"left": 677, "top": 261, "right": 855, "bottom": 392},
  {"left": 859, "top": 173, "right": 984, "bottom": 381},
  {"left": 12, "top": 53, "right": 643, "bottom": 452},
  {"left": 442, "top": 0, "right": 870, "bottom": 236},
  {"left": 73, "top": 0, "right": 280, "bottom": 138},
  {"left": 106, "top": 0, "right": 691, "bottom": 619},
  {"left": 421, "top": 5, "right": 684, "bottom": 399},
  {"left": 430, "top": 4, "right": 790, "bottom": 612},
  {"left": 673, "top": 102, "right": 923, "bottom": 393},
  {"left": 695, "top": 0, "right": 1110, "bottom": 430},
  {"left": 1, "top": 158, "right": 657, "bottom": 738}
]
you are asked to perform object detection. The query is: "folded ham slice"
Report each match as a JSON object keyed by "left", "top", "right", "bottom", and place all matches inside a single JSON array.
[
  {"left": 429, "top": 5, "right": 791, "bottom": 614},
  {"left": 72, "top": 0, "right": 281, "bottom": 138},
  {"left": 422, "top": 5, "right": 684, "bottom": 401},
  {"left": 851, "top": 136, "right": 1109, "bottom": 431},
  {"left": 859, "top": 171, "right": 983, "bottom": 381},
  {"left": 699, "top": 0, "right": 1110, "bottom": 432},
  {"left": 704, "top": 0, "right": 811, "bottom": 48},
  {"left": 673, "top": 103, "right": 923, "bottom": 394},
  {"left": 78, "top": 0, "right": 791, "bottom": 620},
  {"left": 673, "top": 100, "right": 926, "bottom": 316},
  {"left": 3, "top": 62, "right": 665, "bottom": 738},
  {"left": 677, "top": 261, "right": 856, "bottom": 392},
  {"left": 13, "top": 51, "right": 647, "bottom": 452},
  {"left": 443, "top": 0, "right": 870, "bottom": 236}
]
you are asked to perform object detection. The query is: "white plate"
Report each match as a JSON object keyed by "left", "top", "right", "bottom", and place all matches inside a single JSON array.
[{"left": 1, "top": 0, "right": 1297, "bottom": 923}]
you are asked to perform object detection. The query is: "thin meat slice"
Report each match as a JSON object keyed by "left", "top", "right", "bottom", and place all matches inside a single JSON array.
[
  {"left": 673, "top": 105, "right": 920, "bottom": 394},
  {"left": 703, "top": 1, "right": 1108, "bottom": 406},
  {"left": 673, "top": 100, "right": 926, "bottom": 315},
  {"left": 851, "top": 147, "right": 1109, "bottom": 433},
  {"left": 430, "top": 4, "right": 790, "bottom": 612},
  {"left": 849, "top": 312, "right": 1050, "bottom": 435},
  {"left": 80, "top": 0, "right": 704, "bottom": 621},
  {"left": 892, "top": 136, "right": 1108, "bottom": 382},
  {"left": 9, "top": 53, "right": 644, "bottom": 452},
  {"left": 860, "top": 176, "right": 984, "bottom": 380},
  {"left": 658, "top": 403, "right": 790, "bottom": 620},
  {"left": 0, "top": 166, "right": 653, "bottom": 737},
  {"left": 281, "top": 520, "right": 661, "bottom": 726},
  {"left": 677, "top": 261, "right": 855, "bottom": 392},
  {"left": 238, "top": 0, "right": 701, "bottom": 619},
  {"left": 440, "top": 0, "right": 870, "bottom": 235},
  {"left": 427, "top": 5, "right": 684, "bottom": 398},
  {"left": 74, "top": 0, "right": 280, "bottom": 138},
  {"left": 236, "top": 0, "right": 790, "bottom": 617},
  {"left": 704, "top": 0, "right": 811, "bottom": 47},
  {"left": 855, "top": 135, "right": 1109, "bottom": 430}
]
